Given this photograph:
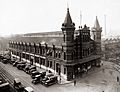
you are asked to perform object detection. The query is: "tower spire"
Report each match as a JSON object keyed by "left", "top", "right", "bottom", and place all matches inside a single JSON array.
[
  {"left": 63, "top": 8, "right": 73, "bottom": 26},
  {"left": 94, "top": 16, "right": 101, "bottom": 30}
]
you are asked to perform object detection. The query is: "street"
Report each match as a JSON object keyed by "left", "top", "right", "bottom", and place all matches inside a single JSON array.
[{"left": 1, "top": 61, "right": 120, "bottom": 92}]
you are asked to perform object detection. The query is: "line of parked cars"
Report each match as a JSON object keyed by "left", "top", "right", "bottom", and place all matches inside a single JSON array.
[
  {"left": 2, "top": 56, "right": 58, "bottom": 87},
  {"left": 0, "top": 55, "right": 58, "bottom": 88}
]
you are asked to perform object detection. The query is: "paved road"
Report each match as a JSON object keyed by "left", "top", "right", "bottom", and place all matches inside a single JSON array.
[
  {"left": 1, "top": 61, "right": 120, "bottom": 92},
  {"left": 0, "top": 62, "right": 64, "bottom": 92}
]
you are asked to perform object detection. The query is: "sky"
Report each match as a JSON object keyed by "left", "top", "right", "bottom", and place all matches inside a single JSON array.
[{"left": 0, "top": 0, "right": 120, "bottom": 37}]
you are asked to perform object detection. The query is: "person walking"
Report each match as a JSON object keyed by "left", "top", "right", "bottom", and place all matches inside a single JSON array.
[
  {"left": 117, "top": 76, "right": 119, "bottom": 82},
  {"left": 74, "top": 80, "right": 76, "bottom": 86}
]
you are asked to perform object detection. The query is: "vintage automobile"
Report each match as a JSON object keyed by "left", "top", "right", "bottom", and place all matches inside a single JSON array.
[
  {"left": 31, "top": 75, "right": 41, "bottom": 84},
  {"left": 41, "top": 73, "right": 54, "bottom": 84},
  {"left": 13, "top": 78, "right": 24, "bottom": 91},
  {"left": 13, "top": 60, "right": 26, "bottom": 67},
  {"left": 43, "top": 76, "right": 58, "bottom": 87},
  {"left": 24, "top": 65, "right": 36, "bottom": 74},
  {"left": 23, "top": 87, "right": 34, "bottom": 92},
  {"left": 31, "top": 71, "right": 46, "bottom": 84},
  {"left": 23, "top": 64, "right": 31, "bottom": 72},
  {"left": 17, "top": 63, "right": 26, "bottom": 70},
  {"left": 28, "top": 66, "right": 36, "bottom": 74},
  {"left": 29, "top": 69, "right": 36, "bottom": 75},
  {"left": 31, "top": 71, "right": 40, "bottom": 79},
  {"left": 13, "top": 60, "right": 21, "bottom": 66},
  {"left": 9, "top": 57, "right": 17, "bottom": 64},
  {"left": 2, "top": 58, "right": 9, "bottom": 64},
  {"left": 0, "top": 82, "right": 10, "bottom": 92}
]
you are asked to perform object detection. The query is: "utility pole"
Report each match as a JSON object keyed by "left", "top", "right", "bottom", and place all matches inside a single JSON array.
[
  {"left": 104, "top": 15, "right": 106, "bottom": 36},
  {"left": 80, "top": 10, "right": 82, "bottom": 27}
]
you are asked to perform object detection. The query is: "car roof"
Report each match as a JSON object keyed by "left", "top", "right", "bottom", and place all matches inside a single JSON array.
[
  {"left": 14, "top": 78, "right": 21, "bottom": 83},
  {"left": 50, "top": 75, "right": 57, "bottom": 79},
  {"left": 25, "top": 87, "right": 34, "bottom": 92},
  {"left": 30, "top": 66, "right": 36, "bottom": 68},
  {"left": 35, "top": 75, "right": 41, "bottom": 77},
  {"left": 32, "top": 71, "right": 39, "bottom": 73},
  {"left": 40, "top": 71, "right": 46, "bottom": 73},
  {"left": 45, "top": 73, "right": 54, "bottom": 77}
]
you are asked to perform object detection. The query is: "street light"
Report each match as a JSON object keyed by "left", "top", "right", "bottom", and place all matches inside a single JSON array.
[{"left": 58, "top": 62, "right": 61, "bottom": 83}]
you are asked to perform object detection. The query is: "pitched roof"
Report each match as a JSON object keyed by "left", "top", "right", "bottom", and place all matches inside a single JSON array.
[
  {"left": 64, "top": 8, "right": 73, "bottom": 25},
  {"left": 10, "top": 32, "right": 64, "bottom": 46},
  {"left": 93, "top": 16, "right": 101, "bottom": 30}
]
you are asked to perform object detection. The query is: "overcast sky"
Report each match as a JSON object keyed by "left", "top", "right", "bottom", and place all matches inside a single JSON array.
[{"left": 0, "top": 0, "right": 120, "bottom": 37}]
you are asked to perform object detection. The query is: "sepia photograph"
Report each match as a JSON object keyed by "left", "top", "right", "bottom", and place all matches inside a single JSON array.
[{"left": 0, "top": 0, "right": 120, "bottom": 92}]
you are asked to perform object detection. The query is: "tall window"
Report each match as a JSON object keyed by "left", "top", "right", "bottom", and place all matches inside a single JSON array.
[
  {"left": 94, "top": 35, "right": 95, "bottom": 40},
  {"left": 64, "top": 52, "right": 66, "bottom": 60},
  {"left": 59, "top": 52, "right": 61, "bottom": 58},
  {"left": 64, "top": 68, "right": 66, "bottom": 74},
  {"left": 56, "top": 51, "right": 58, "bottom": 58},
  {"left": 63, "top": 34, "right": 65, "bottom": 42},
  {"left": 50, "top": 61, "right": 52, "bottom": 68}
]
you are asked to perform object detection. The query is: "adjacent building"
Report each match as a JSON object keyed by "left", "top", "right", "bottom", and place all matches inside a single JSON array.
[{"left": 9, "top": 8, "right": 102, "bottom": 81}]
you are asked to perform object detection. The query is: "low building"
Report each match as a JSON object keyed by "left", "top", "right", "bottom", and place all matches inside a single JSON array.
[{"left": 9, "top": 8, "right": 102, "bottom": 81}]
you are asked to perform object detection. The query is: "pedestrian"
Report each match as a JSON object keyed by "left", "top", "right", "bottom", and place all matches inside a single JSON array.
[
  {"left": 74, "top": 80, "right": 76, "bottom": 86},
  {"left": 117, "top": 76, "right": 119, "bottom": 82},
  {"left": 102, "top": 68, "right": 105, "bottom": 73}
]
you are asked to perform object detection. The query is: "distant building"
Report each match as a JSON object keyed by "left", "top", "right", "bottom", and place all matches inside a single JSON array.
[
  {"left": 9, "top": 8, "right": 102, "bottom": 81},
  {"left": 102, "top": 37, "right": 120, "bottom": 61}
]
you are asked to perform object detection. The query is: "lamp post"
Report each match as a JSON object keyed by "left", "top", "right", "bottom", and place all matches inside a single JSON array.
[{"left": 58, "top": 62, "right": 61, "bottom": 83}]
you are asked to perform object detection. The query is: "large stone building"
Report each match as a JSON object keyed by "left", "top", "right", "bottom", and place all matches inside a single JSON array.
[{"left": 9, "top": 8, "right": 102, "bottom": 81}]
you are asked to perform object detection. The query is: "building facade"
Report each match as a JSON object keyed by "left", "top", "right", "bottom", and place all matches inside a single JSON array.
[{"left": 9, "top": 8, "right": 102, "bottom": 81}]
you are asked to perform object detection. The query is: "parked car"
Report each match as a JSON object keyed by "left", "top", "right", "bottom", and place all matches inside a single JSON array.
[
  {"left": 13, "top": 60, "right": 20, "bottom": 66},
  {"left": 31, "top": 75, "right": 41, "bottom": 84},
  {"left": 9, "top": 59, "right": 16, "bottom": 64},
  {"left": 9, "top": 58, "right": 17, "bottom": 64},
  {"left": 24, "top": 64, "right": 31, "bottom": 73},
  {"left": 29, "top": 66, "right": 36, "bottom": 70},
  {"left": 29, "top": 69, "right": 36, "bottom": 75},
  {"left": 23, "top": 87, "right": 34, "bottom": 92},
  {"left": 31, "top": 71, "right": 46, "bottom": 84},
  {"left": 2, "top": 58, "right": 9, "bottom": 64},
  {"left": 39, "top": 71, "right": 46, "bottom": 78},
  {"left": 31, "top": 71, "right": 40, "bottom": 79},
  {"left": 43, "top": 76, "right": 58, "bottom": 87},
  {"left": 0, "top": 55, "right": 4, "bottom": 60},
  {"left": 17, "top": 63, "right": 26, "bottom": 70},
  {"left": 13, "top": 60, "right": 26, "bottom": 67},
  {"left": 13, "top": 78, "right": 24, "bottom": 91},
  {"left": 41, "top": 73, "right": 54, "bottom": 84},
  {"left": 24, "top": 65, "right": 36, "bottom": 74},
  {"left": 0, "top": 82, "right": 10, "bottom": 92}
]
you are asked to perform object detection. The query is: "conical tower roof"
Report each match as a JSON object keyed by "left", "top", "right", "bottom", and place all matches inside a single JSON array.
[
  {"left": 64, "top": 8, "right": 73, "bottom": 25},
  {"left": 94, "top": 16, "right": 101, "bottom": 30}
]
